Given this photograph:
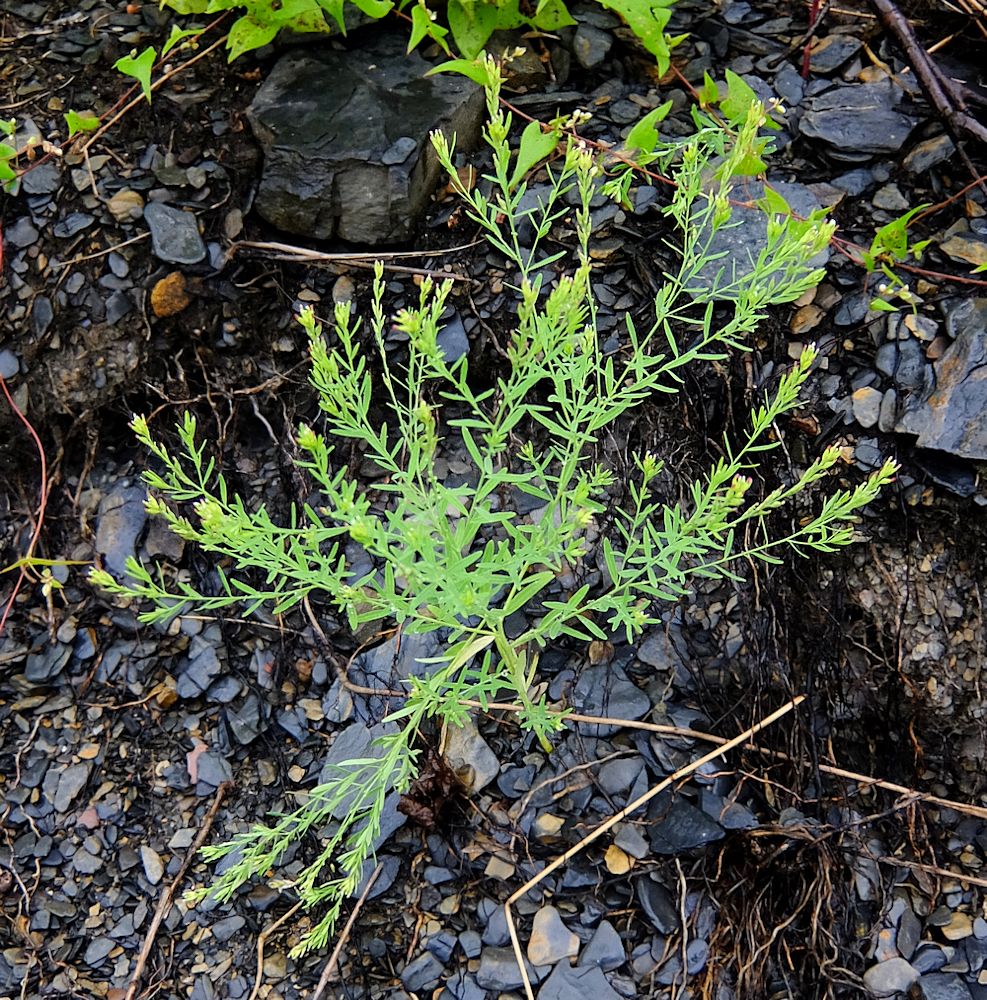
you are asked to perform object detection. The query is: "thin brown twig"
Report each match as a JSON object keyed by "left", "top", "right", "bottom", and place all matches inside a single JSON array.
[
  {"left": 504, "top": 696, "right": 805, "bottom": 1000},
  {"left": 311, "top": 862, "right": 383, "bottom": 1000},
  {"left": 248, "top": 902, "right": 303, "bottom": 1000},
  {"left": 124, "top": 781, "right": 233, "bottom": 1000}
]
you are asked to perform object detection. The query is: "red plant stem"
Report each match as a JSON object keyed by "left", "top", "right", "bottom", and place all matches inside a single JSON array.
[
  {"left": 0, "top": 374, "right": 48, "bottom": 637},
  {"left": 803, "top": 0, "right": 823, "bottom": 78}
]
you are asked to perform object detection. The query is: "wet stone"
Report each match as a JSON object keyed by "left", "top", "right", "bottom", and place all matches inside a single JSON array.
[
  {"left": 6, "top": 218, "right": 39, "bottom": 248},
  {"left": 692, "top": 178, "right": 828, "bottom": 296},
  {"left": 25, "top": 641, "right": 72, "bottom": 683},
  {"left": 475, "top": 948, "right": 548, "bottom": 990},
  {"left": 95, "top": 486, "right": 147, "bottom": 579},
  {"left": 84, "top": 936, "right": 115, "bottom": 966},
  {"left": 875, "top": 338, "right": 926, "bottom": 392},
  {"left": 852, "top": 387, "right": 883, "bottom": 429},
  {"left": 0, "top": 350, "right": 18, "bottom": 378},
  {"left": 246, "top": 32, "right": 483, "bottom": 244},
  {"left": 579, "top": 920, "right": 625, "bottom": 971},
  {"left": 649, "top": 798, "right": 725, "bottom": 854},
  {"left": 799, "top": 83, "right": 917, "bottom": 160},
  {"left": 573, "top": 23, "right": 612, "bottom": 68},
  {"left": 863, "top": 957, "right": 920, "bottom": 996},
  {"left": 538, "top": 963, "right": 622, "bottom": 1000},
  {"left": 574, "top": 663, "right": 650, "bottom": 736},
  {"left": 904, "top": 134, "right": 955, "bottom": 173},
  {"left": 911, "top": 973, "right": 973, "bottom": 1000},
  {"left": 437, "top": 311, "right": 470, "bottom": 364},
  {"left": 808, "top": 34, "right": 862, "bottom": 73},
  {"left": 896, "top": 299, "right": 987, "bottom": 461},
  {"left": 21, "top": 161, "right": 61, "bottom": 196},
  {"left": 144, "top": 202, "right": 206, "bottom": 265},
  {"left": 637, "top": 877, "right": 679, "bottom": 934},
  {"left": 401, "top": 952, "right": 444, "bottom": 992},
  {"left": 528, "top": 906, "right": 579, "bottom": 966},
  {"left": 53, "top": 212, "right": 95, "bottom": 238}
]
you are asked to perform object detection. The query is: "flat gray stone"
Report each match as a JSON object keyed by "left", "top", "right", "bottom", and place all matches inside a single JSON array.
[
  {"left": 144, "top": 202, "right": 206, "bottom": 265},
  {"left": 443, "top": 715, "right": 499, "bottom": 792},
  {"left": 475, "top": 947, "right": 548, "bottom": 991},
  {"left": 537, "top": 963, "right": 622, "bottom": 1000},
  {"left": 574, "top": 663, "right": 650, "bottom": 736},
  {"left": 246, "top": 32, "right": 483, "bottom": 244},
  {"left": 649, "top": 797, "right": 725, "bottom": 854},
  {"left": 691, "top": 178, "right": 829, "bottom": 298},
  {"left": 911, "top": 973, "right": 973, "bottom": 1000},
  {"left": 800, "top": 83, "right": 917, "bottom": 160},
  {"left": 53, "top": 763, "right": 90, "bottom": 813},
  {"left": 578, "top": 920, "right": 625, "bottom": 971},
  {"left": 527, "top": 906, "right": 579, "bottom": 966},
  {"left": 862, "top": 957, "right": 919, "bottom": 996},
  {"left": 896, "top": 299, "right": 987, "bottom": 461}
]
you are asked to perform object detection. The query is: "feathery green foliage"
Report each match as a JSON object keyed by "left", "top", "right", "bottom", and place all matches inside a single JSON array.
[{"left": 91, "top": 56, "right": 895, "bottom": 954}]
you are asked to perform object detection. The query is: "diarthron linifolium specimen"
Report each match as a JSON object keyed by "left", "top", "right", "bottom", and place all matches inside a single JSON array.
[{"left": 92, "top": 57, "right": 895, "bottom": 953}]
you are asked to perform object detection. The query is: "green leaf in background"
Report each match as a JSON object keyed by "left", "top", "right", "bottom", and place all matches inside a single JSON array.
[
  {"left": 114, "top": 47, "right": 157, "bottom": 103},
  {"left": 447, "top": 0, "right": 502, "bottom": 57},
  {"left": 226, "top": 15, "right": 280, "bottom": 60},
  {"left": 64, "top": 110, "right": 100, "bottom": 137},
  {"left": 350, "top": 0, "right": 394, "bottom": 19},
  {"left": 624, "top": 99, "right": 672, "bottom": 154},
  {"left": 509, "top": 119, "right": 560, "bottom": 191},
  {"left": 869, "top": 297, "right": 899, "bottom": 313},
  {"left": 407, "top": 0, "right": 449, "bottom": 51},
  {"left": 531, "top": 0, "right": 576, "bottom": 31},
  {"left": 720, "top": 69, "right": 757, "bottom": 125},
  {"left": 595, "top": 0, "right": 677, "bottom": 74},
  {"left": 315, "top": 0, "right": 347, "bottom": 31},
  {"left": 162, "top": 23, "right": 205, "bottom": 56},
  {"left": 428, "top": 57, "right": 492, "bottom": 86}
]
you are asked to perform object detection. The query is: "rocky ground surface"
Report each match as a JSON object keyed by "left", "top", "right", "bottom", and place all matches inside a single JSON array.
[{"left": 2, "top": 0, "right": 987, "bottom": 998}]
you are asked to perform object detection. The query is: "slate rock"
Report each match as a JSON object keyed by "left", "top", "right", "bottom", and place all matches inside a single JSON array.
[
  {"left": 25, "top": 641, "right": 72, "bottom": 683},
  {"left": 443, "top": 714, "right": 499, "bottom": 792},
  {"left": 53, "top": 212, "right": 95, "bottom": 238},
  {"left": 636, "top": 877, "right": 679, "bottom": 934},
  {"left": 53, "top": 762, "right": 90, "bottom": 812},
  {"left": 904, "top": 134, "right": 955, "bottom": 173},
  {"left": 579, "top": 920, "right": 625, "bottom": 971},
  {"left": 574, "top": 663, "right": 650, "bottom": 736},
  {"left": 875, "top": 337, "right": 926, "bottom": 392},
  {"left": 437, "top": 311, "right": 470, "bottom": 364},
  {"left": 572, "top": 23, "right": 612, "bottom": 68},
  {"left": 800, "top": 83, "right": 917, "bottom": 160},
  {"left": 528, "top": 906, "right": 579, "bottom": 966},
  {"left": 537, "top": 963, "right": 622, "bottom": 1000},
  {"left": 402, "top": 952, "right": 444, "bottom": 992},
  {"left": 95, "top": 485, "right": 147, "bottom": 578},
  {"left": 144, "top": 202, "right": 206, "bottom": 265},
  {"left": 896, "top": 299, "right": 987, "bottom": 461},
  {"left": 808, "top": 34, "right": 862, "bottom": 73},
  {"left": 21, "top": 161, "right": 61, "bottom": 195},
  {"left": 246, "top": 32, "right": 484, "bottom": 244},
  {"left": 0, "top": 350, "right": 18, "bottom": 379},
  {"left": 475, "top": 947, "right": 548, "bottom": 990},
  {"left": 649, "top": 797, "right": 725, "bottom": 854},
  {"left": 691, "top": 178, "right": 829, "bottom": 297},
  {"left": 910, "top": 973, "right": 973, "bottom": 1000},
  {"left": 863, "top": 957, "right": 919, "bottom": 996},
  {"left": 6, "top": 217, "right": 39, "bottom": 248},
  {"left": 84, "top": 936, "right": 115, "bottom": 966}
]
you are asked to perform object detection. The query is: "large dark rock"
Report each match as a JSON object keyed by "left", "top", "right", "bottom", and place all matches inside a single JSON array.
[
  {"left": 896, "top": 299, "right": 987, "bottom": 462},
  {"left": 799, "top": 82, "right": 918, "bottom": 160},
  {"left": 247, "top": 34, "right": 484, "bottom": 244}
]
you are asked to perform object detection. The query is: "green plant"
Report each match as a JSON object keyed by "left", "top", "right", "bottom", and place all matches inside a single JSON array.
[
  {"left": 155, "top": 0, "right": 681, "bottom": 70},
  {"left": 91, "top": 56, "right": 895, "bottom": 954},
  {"left": 0, "top": 113, "right": 101, "bottom": 195},
  {"left": 860, "top": 204, "right": 930, "bottom": 312}
]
